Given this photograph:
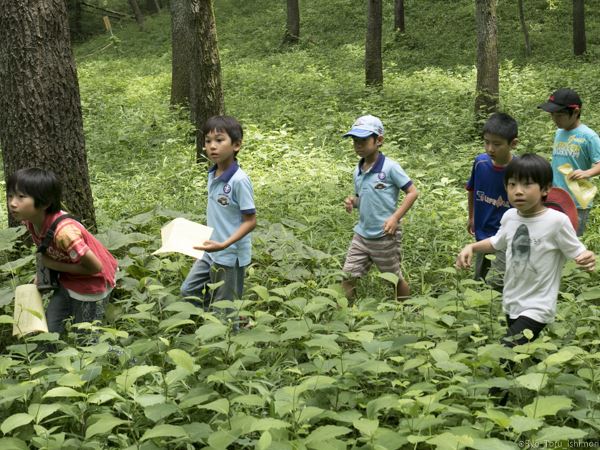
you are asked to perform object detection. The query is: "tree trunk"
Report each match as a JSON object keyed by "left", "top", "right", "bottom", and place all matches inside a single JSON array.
[
  {"left": 128, "top": 0, "right": 145, "bottom": 30},
  {"left": 283, "top": 0, "right": 300, "bottom": 45},
  {"left": 170, "top": 0, "right": 193, "bottom": 107},
  {"left": 365, "top": 0, "right": 383, "bottom": 87},
  {"left": 190, "top": 0, "right": 225, "bottom": 163},
  {"left": 394, "top": 0, "right": 405, "bottom": 33},
  {"left": 474, "top": 0, "right": 499, "bottom": 121},
  {"left": 573, "top": 0, "right": 586, "bottom": 56},
  {"left": 0, "top": 0, "right": 97, "bottom": 230},
  {"left": 517, "top": 0, "right": 531, "bottom": 56},
  {"left": 146, "top": 0, "right": 161, "bottom": 14},
  {"left": 72, "top": 0, "right": 83, "bottom": 40}
]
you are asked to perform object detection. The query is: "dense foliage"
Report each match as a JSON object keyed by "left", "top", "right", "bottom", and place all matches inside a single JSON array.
[{"left": 1, "top": 0, "right": 600, "bottom": 448}]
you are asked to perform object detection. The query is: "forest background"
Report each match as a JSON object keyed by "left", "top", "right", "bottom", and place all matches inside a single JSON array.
[{"left": 0, "top": 0, "right": 599, "bottom": 449}]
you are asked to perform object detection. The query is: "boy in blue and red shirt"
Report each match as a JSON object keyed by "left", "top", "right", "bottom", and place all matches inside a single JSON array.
[{"left": 466, "top": 112, "right": 518, "bottom": 288}]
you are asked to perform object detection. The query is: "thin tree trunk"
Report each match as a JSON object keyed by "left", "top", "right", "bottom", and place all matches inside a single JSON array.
[
  {"left": 573, "top": 0, "right": 586, "bottom": 55},
  {"left": 0, "top": 0, "right": 97, "bottom": 230},
  {"left": 394, "top": 0, "right": 405, "bottom": 33},
  {"left": 474, "top": 0, "right": 499, "bottom": 121},
  {"left": 170, "top": 0, "right": 193, "bottom": 107},
  {"left": 146, "top": 0, "right": 161, "bottom": 14},
  {"left": 283, "top": 0, "right": 300, "bottom": 44},
  {"left": 190, "top": 0, "right": 225, "bottom": 162},
  {"left": 365, "top": 0, "right": 383, "bottom": 87},
  {"left": 73, "top": 0, "right": 83, "bottom": 39},
  {"left": 517, "top": 0, "right": 531, "bottom": 56},
  {"left": 128, "top": 0, "right": 145, "bottom": 30}
]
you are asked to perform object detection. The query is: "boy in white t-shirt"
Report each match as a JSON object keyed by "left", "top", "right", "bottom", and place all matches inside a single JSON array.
[{"left": 456, "top": 153, "right": 595, "bottom": 347}]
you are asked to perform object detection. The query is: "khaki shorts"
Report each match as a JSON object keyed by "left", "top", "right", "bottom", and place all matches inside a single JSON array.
[{"left": 342, "top": 231, "right": 403, "bottom": 279}]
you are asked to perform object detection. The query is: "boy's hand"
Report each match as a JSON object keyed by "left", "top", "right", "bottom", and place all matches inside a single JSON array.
[
  {"left": 575, "top": 250, "right": 596, "bottom": 271},
  {"left": 456, "top": 245, "right": 474, "bottom": 269},
  {"left": 467, "top": 218, "right": 474, "bottom": 236},
  {"left": 194, "top": 240, "right": 225, "bottom": 253},
  {"left": 568, "top": 169, "right": 589, "bottom": 180},
  {"left": 383, "top": 216, "right": 399, "bottom": 235},
  {"left": 344, "top": 196, "right": 355, "bottom": 213}
]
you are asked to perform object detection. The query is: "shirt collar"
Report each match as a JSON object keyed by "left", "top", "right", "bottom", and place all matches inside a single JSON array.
[
  {"left": 358, "top": 152, "right": 385, "bottom": 175},
  {"left": 209, "top": 162, "right": 239, "bottom": 183}
]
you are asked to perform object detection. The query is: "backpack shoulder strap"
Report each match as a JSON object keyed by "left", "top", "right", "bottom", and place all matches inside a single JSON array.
[{"left": 37, "top": 214, "right": 78, "bottom": 254}]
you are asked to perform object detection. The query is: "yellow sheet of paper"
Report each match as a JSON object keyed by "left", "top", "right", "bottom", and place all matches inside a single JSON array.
[
  {"left": 152, "top": 218, "right": 213, "bottom": 260},
  {"left": 558, "top": 163, "right": 597, "bottom": 209},
  {"left": 13, "top": 284, "right": 48, "bottom": 337}
]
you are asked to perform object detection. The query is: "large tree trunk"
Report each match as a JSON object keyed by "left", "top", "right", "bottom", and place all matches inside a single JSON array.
[
  {"left": 573, "top": 0, "right": 586, "bottom": 56},
  {"left": 128, "top": 0, "right": 145, "bottom": 30},
  {"left": 170, "top": 0, "right": 193, "bottom": 107},
  {"left": 474, "top": 0, "right": 499, "bottom": 121},
  {"left": 283, "top": 0, "right": 300, "bottom": 45},
  {"left": 190, "top": 0, "right": 225, "bottom": 163},
  {"left": 365, "top": 0, "right": 383, "bottom": 87},
  {"left": 517, "top": 0, "right": 531, "bottom": 56},
  {"left": 0, "top": 0, "right": 97, "bottom": 230},
  {"left": 394, "top": 0, "right": 405, "bottom": 33}
]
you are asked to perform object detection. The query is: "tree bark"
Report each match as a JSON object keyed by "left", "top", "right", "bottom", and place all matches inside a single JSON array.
[
  {"left": 170, "top": 0, "right": 193, "bottom": 107},
  {"left": 0, "top": 0, "right": 97, "bottom": 230},
  {"left": 517, "top": 0, "right": 531, "bottom": 56},
  {"left": 128, "top": 0, "right": 145, "bottom": 30},
  {"left": 573, "top": 0, "right": 586, "bottom": 56},
  {"left": 394, "top": 0, "right": 405, "bottom": 33},
  {"left": 283, "top": 0, "right": 300, "bottom": 44},
  {"left": 474, "top": 0, "right": 499, "bottom": 120},
  {"left": 365, "top": 0, "right": 383, "bottom": 87},
  {"left": 190, "top": 0, "right": 225, "bottom": 162}
]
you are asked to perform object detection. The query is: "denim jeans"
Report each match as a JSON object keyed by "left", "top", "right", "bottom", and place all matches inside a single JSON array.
[
  {"left": 576, "top": 208, "right": 590, "bottom": 237},
  {"left": 180, "top": 254, "right": 245, "bottom": 311},
  {"left": 46, "top": 286, "right": 109, "bottom": 334}
]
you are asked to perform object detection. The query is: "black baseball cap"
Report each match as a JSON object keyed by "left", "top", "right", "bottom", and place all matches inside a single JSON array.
[{"left": 538, "top": 88, "right": 582, "bottom": 112}]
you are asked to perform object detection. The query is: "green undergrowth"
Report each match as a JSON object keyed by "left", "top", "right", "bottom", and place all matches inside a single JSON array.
[{"left": 1, "top": 0, "right": 600, "bottom": 448}]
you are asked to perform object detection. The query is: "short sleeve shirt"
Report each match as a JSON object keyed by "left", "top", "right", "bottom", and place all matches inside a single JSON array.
[
  {"left": 466, "top": 153, "right": 512, "bottom": 241},
  {"left": 354, "top": 153, "right": 412, "bottom": 239},
  {"left": 207, "top": 162, "right": 256, "bottom": 267},
  {"left": 490, "top": 208, "right": 585, "bottom": 323},
  {"left": 551, "top": 123, "right": 600, "bottom": 209}
]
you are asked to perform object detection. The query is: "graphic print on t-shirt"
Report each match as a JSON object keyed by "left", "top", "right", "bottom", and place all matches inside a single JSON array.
[{"left": 511, "top": 224, "right": 537, "bottom": 277}]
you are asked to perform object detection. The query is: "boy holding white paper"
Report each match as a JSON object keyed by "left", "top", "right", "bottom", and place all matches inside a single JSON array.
[{"left": 180, "top": 116, "right": 256, "bottom": 309}]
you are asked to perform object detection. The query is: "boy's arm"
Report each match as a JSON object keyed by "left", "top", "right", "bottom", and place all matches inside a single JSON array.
[
  {"left": 41, "top": 250, "right": 103, "bottom": 275},
  {"left": 456, "top": 239, "right": 495, "bottom": 269},
  {"left": 383, "top": 184, "right": 419, "bottom": 235},
  {"left": 344, "top": 195, "right": 358, "bottom": 213},
  {"left": 569, "top": 162, "right": 600, "bottom": 180},
  {"left": 194, "top": 213, "right": 257, "bottom": 253},
  {"left": 574, "top": 250, "right": 596, "bottom": 271},
  {"left": 467, "top": 190, "right": 474, "bottom": 235}
]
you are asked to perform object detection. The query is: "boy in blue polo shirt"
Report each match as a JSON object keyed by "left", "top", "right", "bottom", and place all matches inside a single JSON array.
[
  {"left": 341, "top": 115, "right": 419, "bottom": 301},
  {"left": 538, "top": 88, "right": 600, "bottom": 236},
  {"left": 181, "top": 116, "right": 256, "bottom": 311},
  {"left": 466, "top": 112, "right": 518, "bottom": 288}
]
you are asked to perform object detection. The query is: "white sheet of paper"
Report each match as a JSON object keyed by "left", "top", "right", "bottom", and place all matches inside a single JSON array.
[
  {"left": 152, "top": 218, "right": 213, "bottom": 260},
  {"left": 13, "top": 284, "right": 48, "bottom": 337}
]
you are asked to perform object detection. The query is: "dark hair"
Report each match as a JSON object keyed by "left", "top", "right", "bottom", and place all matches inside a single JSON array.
[
  {"left": 482, "top": 112, "right": 518, "bottom": 142},
  {"left": 6, "top": 168, "right": 62, "bottom": 213},
  {"left": 504, "top": 153, "right": 553, "bottom": 190},
  {"left": 202, "top": 115, "right": 243, "bottom": 144}
]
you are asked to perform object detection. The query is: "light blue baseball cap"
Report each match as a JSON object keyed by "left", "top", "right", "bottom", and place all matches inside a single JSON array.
[{"left": 343, "top": 115, "right": 384, "bottom": 138}]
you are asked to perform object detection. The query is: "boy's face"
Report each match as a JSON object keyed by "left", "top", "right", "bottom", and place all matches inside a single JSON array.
[
  {"left": 483, "top": 132, "right": 516, "bottom": 165},
  {"left": 204, "top": 130, "right": 241, "bottom": 167},
  {"left": 8, "top": 192, "right": 45, "bottom": 222},
  {"left": 506, "top": 177, "right": 549, "bottom": 216},
  {"left": 550, "top": 110, "right": 579, "bottom": 131},
  {"left": 352, "top": 135, "right": 382, "bottom": 161}
]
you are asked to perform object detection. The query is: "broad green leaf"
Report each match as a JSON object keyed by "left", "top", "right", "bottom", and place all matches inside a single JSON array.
[
  {"left": 159, "top": 318, "right": 195, "bottom": 332},
  {"left": 85, "top": 415, "right": 128, "bottom": 438},
  {"left": 470, "top": 438, "right": 518, "bottom": 450},
  {"left": 42, "top": 387, "right": 87, "bottom": 398},
  {"left": 0, "top": 255, "right": 35, "bottom": 273},
  {"left": 297, "top": 406, "right": 325, "bottom": 423},
  {"left": 344, "top": 331, "right": 374, "bottom": 342},
  {"left": 304, "top": 425, "right": 352, "bottom": 444},
  {"left": 524, "top": 396, "right": 572, "bottom": 418},
  {"left": 515, "top": 373, "right": 548, "bottom": 392},
  {"left": 542, "top": 347, "right": 582, "bottom": 367},
  {"left": 536, "top": 425, "right": 587, "bottom": 441},
  {"left": 115, "top": 365, "right": 160, "bottom": 392},
  {"left": 366, "top": 395, "right": 399, "bottom": 419},
  {"left": 207, "top": 430, "right": 238, "bottom": 449},
  {"left": 249, "top": 418, "right": 290, "bottom": 432},
  {"left": 197, "top": 398, "right": 229, "bottom": 415},
  {"left": 140, "top": 424, "right": 188, "bottom": 442},
  {"left": 373, "top": 429, "right": 408, "bottom": 450},
  {"left": 27, "top": 403, "right": 62, "bottom": 424},
  {"left": 257, "top": 431, "right": 272, "bottom": 450},
  {"left": 196, "top": 322, "right": 228, "bottom": 341},
  {"left": 144, "top": 403, "right": 179, "bottom": 422},
  {"left": 298, "top": 375, "right": 337, "bottom": 393},
  {"left": 231, "top": 394, "right": 265, "bottom": 407},
  {"left": 304, "top": 336, "right": 340, "bottom": 354},
  {"left": 1, "top": 413, "right": 33, "bottom": 434},
  {"left": 57, "top": 372, "right": 86, "bottom": 388},
  {"left": 0, "top": 437, "right": 28, "bottom": 450},
  {"left": 377, "top": 272, "right": 399, "bottom": 285},
  {"left": 509, "top": 415, "right": 544, "bottom": 433},
  {"left": 251, "top": 285, "right": 270, "bottom": 301},
  {"left": 353, "top": 418, "right": 378, "bottom": 436},
  {"left": 96, "top": 230, "right": 151, "bottom": 251},
  {"left": 426, "top": 432, "right": 474, "bottom": 450},
  {"left": 88, "top": 388, "right": 124, "bottom": 405},
  {"left": 167, "top": 349, "right": 195, "bottom": 373}
]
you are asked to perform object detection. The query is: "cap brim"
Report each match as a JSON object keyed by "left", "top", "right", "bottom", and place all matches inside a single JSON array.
[
  {"left": 343, "top": 128, "right": 375, "bottom": 138},
  {"left": 538, "top": 102, "right": 567, "bottom": 113},
  {"left": 544, "top": 187, "right": 579, "bottom": 231}
]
